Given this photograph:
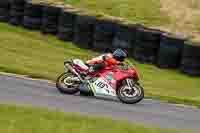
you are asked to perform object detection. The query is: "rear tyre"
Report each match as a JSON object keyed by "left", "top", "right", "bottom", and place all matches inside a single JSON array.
[
  {"left": 117, "top": 79, "right": 144, "bottom": 104},
  {"left": 56, "top": 72, "right": 80, "bottom": 94}
]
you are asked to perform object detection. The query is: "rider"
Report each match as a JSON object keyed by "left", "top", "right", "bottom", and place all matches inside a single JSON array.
[
  {"left": 79, "top": 48, "right": 127, "bottom": 96},
  {"left": 86, "top": 48, "right": 128, "bottom": 73}
]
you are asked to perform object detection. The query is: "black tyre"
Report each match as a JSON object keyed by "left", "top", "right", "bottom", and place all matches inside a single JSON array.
[
  {"left": 112, "top": 23, "right": 136, "bottom": 54},
  {"left": 23, "top": 16, "right": 41, "bottom": 30},
  {"left": 57, "top": 9, "right": 76, "bottom": 41},
  {"left": 57, "top": 26, "right": 74, "bottom": 41},
  {"left": 117, "top": 79, "right": 144, "bottom": 104},
  {"left": 24, "top": 1, "right": 43, "bottom": 18},
  {"left": 41, "top": 4, "right": 61, "bottom": 34},
  {"left": 157, "top": 33, "right": 185, "bottom": 68},
  {"left": 0, "top": 1, "right": 10, "bottom": 8},
  {"left": 133, "top": 41, "right": 158, "bottom": 64},
  {"left": 180, "top": 41, "right": 200, "bottom": 76},
  {"left": 56, "top": 72, "right": 80, "bottom": 94},
  {"left": 9, "top": 7, "right": 24, "bottom": 25},
  {"left": 93, "top": 19, "right": 117, "bottom": 51},
  {"left": 73, "top": 14, "right": 96, "bottom": 49},
  {"left": 0, "top": 8, "right": 10, "bottom": 22}
]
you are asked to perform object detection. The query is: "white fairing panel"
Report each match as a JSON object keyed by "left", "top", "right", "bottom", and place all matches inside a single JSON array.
[{"left": 92, "top": 77, "right": 116, "bottom": 97}]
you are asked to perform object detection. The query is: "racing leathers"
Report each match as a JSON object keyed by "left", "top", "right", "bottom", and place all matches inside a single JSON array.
[{"left": 86, "top": 53, "right": 121, "bottom": 73}]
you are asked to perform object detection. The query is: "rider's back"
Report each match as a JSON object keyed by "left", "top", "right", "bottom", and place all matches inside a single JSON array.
[{"left": 86, "top": 53, "right": 120, "bottom": 67}]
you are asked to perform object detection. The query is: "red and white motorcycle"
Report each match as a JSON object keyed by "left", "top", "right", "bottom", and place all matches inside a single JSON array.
[{"left": 56, "top": 59, "right": 144, "bottom": 104}]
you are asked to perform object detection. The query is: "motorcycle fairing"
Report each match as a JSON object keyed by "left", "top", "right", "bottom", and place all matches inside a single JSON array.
[
  {"left": 100, "top": 68, "right": 134, "bottom": 84},
  {"left": 89, "top": 77, "right": 117, "bottom": 97}
]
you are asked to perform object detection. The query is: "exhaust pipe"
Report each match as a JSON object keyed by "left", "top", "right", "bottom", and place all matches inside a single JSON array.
[{"left": 67, "top": 64, "right": 84, "bottom": 83}]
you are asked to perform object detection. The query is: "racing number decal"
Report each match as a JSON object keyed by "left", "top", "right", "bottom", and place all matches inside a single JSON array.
[
  {"left": 95, "top": 81, "right": 110, "bottom": 93},
  {"left": 93, "top": 78, "right": 116, "bottom": 97},
  {"left": 95, "top": 82, "right": 107, "bottom": 88}
]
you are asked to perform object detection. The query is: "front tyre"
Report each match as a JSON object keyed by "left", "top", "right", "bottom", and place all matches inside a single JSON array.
[
  {"left": 56, "top": 72, "right": 80, "bottom": 94},
  {"left": 117, "top": 79, "right": 144, "bottom": 104}
]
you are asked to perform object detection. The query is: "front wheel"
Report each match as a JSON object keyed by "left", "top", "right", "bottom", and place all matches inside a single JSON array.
[
  {"left": 117, "top": 79, "right": 144, "bottom": 104},
  {"left": 56, "top": 72, "right": 80, "bottom": 94}
]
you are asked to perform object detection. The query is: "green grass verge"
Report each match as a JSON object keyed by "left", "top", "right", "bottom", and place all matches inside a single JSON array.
[
  {"left": 49, "top": 0, "right": 169, "bottom": 26},
  {"left": 0, "top": 22, "right": 200, "bottom": 107},
  {"left": 0, "top": 104, "right": 195, "bottom": 133},
  {"left": 47, "top": 0, "right": 200, "bottom": 41}
]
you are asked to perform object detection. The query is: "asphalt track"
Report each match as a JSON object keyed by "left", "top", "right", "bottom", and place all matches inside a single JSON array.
[{"left": 0, "top": 74, "right": 200, "bottom": 131}]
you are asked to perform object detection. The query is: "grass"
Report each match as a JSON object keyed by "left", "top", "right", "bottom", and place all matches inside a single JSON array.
[
  {"left": 45, "top": 0, "right": 200, "bottom": 41},
  {"left": 0, "top": 104, "right": 195, "bottom": 133},
  {"left": 47, "top": 0, "right": 169, "bottom": 26},
  {"left": 160, "top": 0, "right": 200, "bottom": 41},
  {"left": 0, "top": 22, "right": 200, "bottom": 107}
]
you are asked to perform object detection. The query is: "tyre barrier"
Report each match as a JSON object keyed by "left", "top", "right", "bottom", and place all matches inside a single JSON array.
[
  {"left": 112, "top": 23, "right": 136, "bottom": 56},
  {"left": 9, "top": 9, "right": 24, "bottom": 25},
  {"left": 23, "top": 1, "right": 43, "bottom": 30},
  {"left": 41, "top": 4, "right": 62, "bottom": 34},
  {"left": 93, "top": 19, "right": 118, "bottom": 51},
  {"left": 157, "top": 33, "right": 185, "bottom": 68},
  {"left": 9, "top": 0, "right": 26, "bottom": 25},
  {"left": 180, "top": 41, "right": 200, "bottom": 76},
  {"left": 0, "top": 1, "right": 10, "bottom": 8},
  {"left": 135, "top": 26, "right": 162, "bottom": 42},
  {"left": 0, "top": 1, "right": 10, "bottom": 22},
  {"left": 73, "top": 14, "right": 96, "bottom": 49},
  {"left": 57, "top": 8, "right": 77, "bottom": 41},
  {"left": 23, "top": 16, "right": 42, "bottom": 30},
  {"left": 133, "top": 26, "right": 162, "bottom": 64}
]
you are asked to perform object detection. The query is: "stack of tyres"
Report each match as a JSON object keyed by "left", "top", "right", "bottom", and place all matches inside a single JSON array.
[
  {"left": 157, "top": 33, "right": 185, "bottom": 68},
  {"left": 112, "top": 23, "right": 136, "bottom": 56},
  {"left": 93, "top": 19, "right": 118, "bottom": 51},
  {"left": 57, "top": 8, "right": 77, "bottom": 41},
  {"left": 133, "top": 26, "right": 162, "bottom": 64},
  {"left": 0, "top": 1, "right": 10, "bottom": 22},
  {"left": 23, "top": 0, "right": 44, "bottom": 30},
  {"left": 73, "top": 14, "right": 96, "bottom": 49},
  {"left": 9, "top": 0, "right": 26, "bottom": 25},
  {"left": 41, "top": 4, "right": 62, "bottom": 34},
  {"left": 181, "top": 41, "right": 200, "bottom": 76}
]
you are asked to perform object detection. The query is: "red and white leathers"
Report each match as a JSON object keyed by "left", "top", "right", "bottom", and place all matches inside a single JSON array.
[{"left": 86, "top": 53, "right": 121, "bottom": 67}]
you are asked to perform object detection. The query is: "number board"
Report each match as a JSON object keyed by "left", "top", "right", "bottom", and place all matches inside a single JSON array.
[{"left": 92, "top": 77, "right": 116, "bottom": 97}]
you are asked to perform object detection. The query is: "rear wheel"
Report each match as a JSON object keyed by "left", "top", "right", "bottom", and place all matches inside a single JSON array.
[
  {"left": 117, "top": 79, "right": 144, "bottom": 104},
  {"left": 56, "top": 72, "right": 80, "bottom": 94}
]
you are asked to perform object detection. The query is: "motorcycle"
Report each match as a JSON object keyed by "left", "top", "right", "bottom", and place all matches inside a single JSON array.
[{"left": 56, "top": 59, "right": 144, "bottom": 104}]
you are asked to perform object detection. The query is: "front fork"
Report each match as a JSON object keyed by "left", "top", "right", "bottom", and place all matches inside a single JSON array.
[
  {"left": 126, "top": 79, "right": 132, "bottom": 88},
  {"left": 125, "top": 78, "right": 139, "bottom": 91}
]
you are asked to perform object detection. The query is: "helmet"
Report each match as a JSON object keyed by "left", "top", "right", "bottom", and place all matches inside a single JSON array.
[{"left": 112, "top": 49, "right": 127, "bottom": 62}]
